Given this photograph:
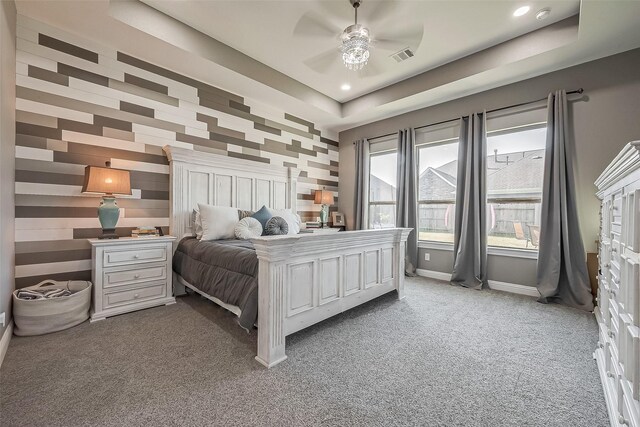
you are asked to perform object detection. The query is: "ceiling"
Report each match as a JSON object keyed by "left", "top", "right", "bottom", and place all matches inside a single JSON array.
[
  {"left": 14, "top": 0, "right": 640, "bottom": 135},
  {"left": 141, "top": 0, "right": 581, "bottom": 102}
]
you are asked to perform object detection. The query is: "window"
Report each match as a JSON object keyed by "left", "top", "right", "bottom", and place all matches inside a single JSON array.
[
  {"left": 486, "top": 126, "right": 546, "bottom": 250},
  {"left": 418, "top": 141, "right": 459, "bottom": 243},
  {"left": 369, "top": 151, "right": 397, "bottom": 229}
]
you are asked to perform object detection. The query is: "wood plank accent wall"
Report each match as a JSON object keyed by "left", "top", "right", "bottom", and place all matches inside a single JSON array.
[{"left": 14, "top": 16, "right": 339, "bottom": 289}]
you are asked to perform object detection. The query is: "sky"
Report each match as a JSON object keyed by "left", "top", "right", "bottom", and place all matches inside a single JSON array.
[{"left": 370, "top": 127, "right": 547, "bottom": 186}]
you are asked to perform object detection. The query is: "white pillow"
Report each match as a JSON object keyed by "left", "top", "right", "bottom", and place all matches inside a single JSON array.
[
  {"left": 268, "top": 208, "right": 301, "bottom": 235},
  {"left": 198, "top": 203, "right": 238, "bottom": 241},
  {"left": 234, "top": 217, "right": 263, "bottom": 240},
  {"left": 192, "top": 209, "right": 203, "bottom": 239}
]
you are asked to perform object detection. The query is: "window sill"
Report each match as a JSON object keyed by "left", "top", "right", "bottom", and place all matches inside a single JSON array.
[
  {"left": 417, "top": 241, "right": 538, "bottom": 260},
  {"left": 487, "top": 246, "right": 538, "bottom": 260},
  {"left": 418, "top": 241, "right": 454, "bottom": 251}
]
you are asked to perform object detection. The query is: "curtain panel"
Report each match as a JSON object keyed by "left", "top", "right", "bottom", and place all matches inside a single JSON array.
[
  {"left": 354, "top": 139, "right": 370, "bottom": 230},
  {"left": 396, "top": 128, "right": 418, "bottom": 276},
  {"left": 536, "top": 90, "right": 593, "bottom": 311},
  {"left": 451, "top": 113, "right": 488, "bottom": 289}
]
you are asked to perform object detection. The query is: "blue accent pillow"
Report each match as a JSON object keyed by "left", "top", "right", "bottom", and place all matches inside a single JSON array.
[{"left": 251, "top": 205, "right": 272, "bottom": 235}]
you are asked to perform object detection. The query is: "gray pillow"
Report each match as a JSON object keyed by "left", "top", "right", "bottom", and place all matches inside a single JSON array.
[
  {"left": 238, "top": 209, "right": 254, "bottom": 220},
  {"left": 264, "top": 216, "right": 289, "bottom": 236}
]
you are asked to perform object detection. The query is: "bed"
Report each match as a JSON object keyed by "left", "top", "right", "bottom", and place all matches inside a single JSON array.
[{"left": 164, "top": 145, "right": 411, "bottom": 367}]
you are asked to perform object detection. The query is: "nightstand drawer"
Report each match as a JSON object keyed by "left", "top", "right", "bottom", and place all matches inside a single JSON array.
[
  {"left": 103, "top": 282, "right": 167, "bottom": 310},
  {"left": 104, "top": 265, "right": 167, "bottom": 289},
  {"left": 103, "top": 245, "right": 167, "bottom": 267}
]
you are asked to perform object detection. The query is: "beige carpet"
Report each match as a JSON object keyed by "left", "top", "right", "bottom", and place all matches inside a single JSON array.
[{"left": 0, "top": 277, "right": 608, "bottom": 426}]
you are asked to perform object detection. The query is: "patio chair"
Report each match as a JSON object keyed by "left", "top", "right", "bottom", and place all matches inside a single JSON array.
[
  {"left": 528, "top": 225, "right": 540, "bottom": 248},
  {"left": 513, "top": 222, "right": 527, "bottom": 246}
]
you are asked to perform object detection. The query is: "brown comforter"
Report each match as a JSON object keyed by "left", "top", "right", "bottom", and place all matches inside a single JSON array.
[{"left": 173, "top": 237, "right": 258, "bottom": 330}]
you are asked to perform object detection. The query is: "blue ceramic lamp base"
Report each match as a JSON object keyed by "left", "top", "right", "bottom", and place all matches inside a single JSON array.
[
  {"left": 320, "top": 204, "right": 329, "bottom": 228},
  {"left": 98, "top": 195, "right": 120, "bottom": 239}
]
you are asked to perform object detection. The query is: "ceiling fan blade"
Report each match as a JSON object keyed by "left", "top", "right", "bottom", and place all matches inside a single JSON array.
[
  {"left": 304, "top": 48, "right": 340, "bottom": 74},
  {"left": 293, "top": 12, "right": 342, "bottom": 38},
  {"left": 316, "top": 0, "right": 352, "bottom": 23},
  {"left": 356, "top": 60, "right": 382, "bottom": 78},
  {"left": 364, "top": 0, "right": 399, "bottom": 24},
  {"left": 373, "top": 25, "right": 424, "bottom": 50}
]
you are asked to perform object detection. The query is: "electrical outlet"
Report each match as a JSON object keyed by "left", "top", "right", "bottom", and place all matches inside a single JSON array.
[
  {"left": 424, "top": 253, "right": 430, "bottom": 261},
  {"left": 0, "top": 312, "right": 5, "bottom": 328}
]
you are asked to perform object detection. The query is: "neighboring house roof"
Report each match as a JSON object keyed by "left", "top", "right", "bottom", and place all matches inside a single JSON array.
[
  {"left": 369, "top": 174, "right": 396, "bottom": 202},
  {"left": 418, "top": 168, "right": 456, "bottom": 201},
  {"left": 486, "top": 149, "right": 545, "bottom": 197},
  {"left": 418, "top": 148, "right": 545, "bottom": 200}
]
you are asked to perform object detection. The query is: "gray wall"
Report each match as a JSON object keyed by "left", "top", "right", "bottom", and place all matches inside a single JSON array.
[
  {"left": 339, "top": 48, "right": 640, "bottom": 286},
  {"left": 0, "top": 0, "right": 16, "bottom": 342}
]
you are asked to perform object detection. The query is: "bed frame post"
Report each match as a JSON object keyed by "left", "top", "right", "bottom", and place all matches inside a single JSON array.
[
  {"left": 255, "top": 260, "right": 287, "bottom": 368},
  {"left": 396, "top": 239, "right": 407, "bottom": 300}
]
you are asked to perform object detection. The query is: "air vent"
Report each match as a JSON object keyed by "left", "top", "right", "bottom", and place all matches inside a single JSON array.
[{"left": 390, "top": 47, "right": 415, "bottom": 63}]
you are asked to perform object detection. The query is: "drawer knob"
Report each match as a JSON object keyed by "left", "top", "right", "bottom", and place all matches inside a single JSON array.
[
  {"left": 134, "top": 293, "right": 140, "bottom": 299},
  {"left": 134, "top": 255, "right": 139, "bottom": 259},
  {"left": 614, "top": 279, "right": 620, "bottom": 285},
  {"left": 619, "top": 416, "right": 628, "bottom": 425},
  {"left": 605, "top": 263, "right": 611, "bottom": 268},
  {"left": 134, "top": 274, "right": 140, "bottom": 279},
  {"left": 607, "top": 371, "right": 614, "bottom": 378}
]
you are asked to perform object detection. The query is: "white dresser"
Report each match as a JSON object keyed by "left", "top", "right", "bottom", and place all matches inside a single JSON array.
[
  {"left": 89, "top": 236, "right": 177, "bottom": 321},
  {"left": 595, "top": 141, "right": 640, "bottom": 427}
]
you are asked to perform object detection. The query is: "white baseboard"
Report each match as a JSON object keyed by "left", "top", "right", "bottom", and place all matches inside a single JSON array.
[
  {"left": 415, "top": 269, "right": 540, "bottom": 297},
  {"left": 0, "top": 320, "right": 14, "bottom": 368},
  {"left": 416, "top": 269, "right": 451, "bottom": 281},
  {"left": 487, "top": 280, "right": 540, "bottom": 297}
]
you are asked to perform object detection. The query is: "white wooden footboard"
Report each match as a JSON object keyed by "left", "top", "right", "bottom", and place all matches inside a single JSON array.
[{"left": 251, "top": 228, "right": 412, "bottom": 368}]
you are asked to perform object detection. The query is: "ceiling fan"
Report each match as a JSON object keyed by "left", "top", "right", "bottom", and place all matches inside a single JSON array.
[{"left": 293, "top": 0, "right": 423, "bottom": 77}]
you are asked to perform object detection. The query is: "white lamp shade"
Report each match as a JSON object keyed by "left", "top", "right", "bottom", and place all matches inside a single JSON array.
[
  {"left": 82, "top": 165, "right": 132, "bottom": 195},
  {"left": 314, "top": 189, "right": 334, "bottom": 205}
]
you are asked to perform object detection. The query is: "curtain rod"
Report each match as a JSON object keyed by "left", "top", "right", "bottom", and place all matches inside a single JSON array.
[{"left": 361, "top": 88, "right": 584, "bottom": 143}]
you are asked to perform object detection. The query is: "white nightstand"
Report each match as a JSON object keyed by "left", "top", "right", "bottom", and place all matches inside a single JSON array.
[{"left": 89, "top": 236, "right": 177, "bottom": 322}]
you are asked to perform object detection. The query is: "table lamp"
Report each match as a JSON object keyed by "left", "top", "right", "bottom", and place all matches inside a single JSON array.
[
  {"left": 82, "top": 161, "right": 131, "bottom": 239},
  {"left": 314, "top": 188, "right": 334, "bottom": 228}
]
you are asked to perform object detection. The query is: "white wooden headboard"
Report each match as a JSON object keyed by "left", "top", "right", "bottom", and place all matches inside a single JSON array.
[{"left": 163, "top": 145, "right": 300, "bottom": 239}]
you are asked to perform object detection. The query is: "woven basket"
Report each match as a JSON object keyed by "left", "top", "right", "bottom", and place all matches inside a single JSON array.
[{"left": 12, "top": 280, "right": 92, "bottom": 336}]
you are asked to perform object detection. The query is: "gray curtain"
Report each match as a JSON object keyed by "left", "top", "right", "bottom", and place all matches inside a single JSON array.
[
  {"left": 354, "top": 139, "right": 370, "bottom": 230},
  {"left": 536, "top": 90, "right": 593, "bottom": 311},
  {"left": 396, "top": 128, "right": 418, "bottom": 276},
  {"left": 451, "top": 113, "right": 487, "bottom": 289}
]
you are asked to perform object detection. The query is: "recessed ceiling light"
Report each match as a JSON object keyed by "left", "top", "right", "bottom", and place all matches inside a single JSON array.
[
  {"left": 513, "top": 6, "right": 531, "bottom": 17},
  {"left": 536, "top": 8, "right": 551, "bottom": 20},
  {"left": 341, "top": 83, "right": 351, "bottom": 91}
]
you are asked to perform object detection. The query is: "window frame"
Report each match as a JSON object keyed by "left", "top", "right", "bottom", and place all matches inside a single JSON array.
[
  {"left": 416, "top": 137, "right": 459, "bottom": 244},
  {"left": 485, "top": 124, "right": 547, "bottom": 254},
  {"left": 367, "top": 149, "right": 397, "bottom": 230}
]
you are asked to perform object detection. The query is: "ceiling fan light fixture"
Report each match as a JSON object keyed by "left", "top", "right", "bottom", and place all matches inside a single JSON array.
[{"left": 341, "top": 24, "right": 370, "bottom": 70}]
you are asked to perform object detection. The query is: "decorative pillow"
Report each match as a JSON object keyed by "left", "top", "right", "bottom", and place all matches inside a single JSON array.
[
  {"left": 197, "top": 203, "right": 239, "bottom": 241},
  {"left": 234, "top": 217, "right": 263, "bottom": 240},
  {"left": 251, "top": 205, "right": 273, "bottom": 234},
  {"left": 268, "top": 208, "right": 301, "bottom": 235},
  {"left": 264, "top": 216, "right": 289, "bottom": 236},
  {"left": 192, "top": 209, "right": 203, "bottom": 239},
  {"left": 238, "top": 209, "right": 254, "bottom": 220}
]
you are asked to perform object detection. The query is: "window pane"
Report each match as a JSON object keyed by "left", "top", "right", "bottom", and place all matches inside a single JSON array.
[
  {"left": 418, "top": 142, "right": 459, "bottom": 242},
  {"left": 419, "top": 203, "right": 455, "bottom": 242},
  {"left": 369, "top": 204, "right": 396, "bottom": 229},
  {"left": 486, "top": 127, "right": 546, "bottom": 250},
  {"left": 370, "top": 152, "right": 397, "bottom": 202}
]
